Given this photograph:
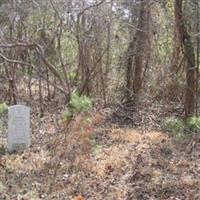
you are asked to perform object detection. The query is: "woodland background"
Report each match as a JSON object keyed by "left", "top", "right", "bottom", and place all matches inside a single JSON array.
[{"left": 0, "top": 0, "right": 200, "bottom": 199}]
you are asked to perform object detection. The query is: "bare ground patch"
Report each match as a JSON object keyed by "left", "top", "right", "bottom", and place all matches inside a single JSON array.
[{"left": 1, "top": 111, "right": 200, "bottom": 200}]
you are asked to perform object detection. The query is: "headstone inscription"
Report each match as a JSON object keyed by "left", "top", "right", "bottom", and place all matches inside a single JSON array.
[{"left": 7, "top": 105, "right": 30, "bottom": 152}]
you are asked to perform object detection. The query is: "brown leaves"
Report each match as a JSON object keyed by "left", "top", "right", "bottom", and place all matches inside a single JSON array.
[{"left": 74, "top": 195, "right": 85, "bottom": 200}]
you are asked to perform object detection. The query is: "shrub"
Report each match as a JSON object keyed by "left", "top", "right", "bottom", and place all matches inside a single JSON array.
[
  {"left": 68, "top": 71, "right": 77, "bottom": 81},
  {"left": 186, "top": 116, "right": 200, "bottom": 130},
  {"left": 63, "top": 92, "right": 92, "bottom": 120},
  {"left": 0, "top": 102, "right": 8, "bottom": 148},
  {"left": 163, "top": 116, "right": 200, "bottom": 140},
  {"left": 0, "top": 102, "right": 8, "bottom": 118},
  {"left": 162, "top": 117, "right": 185, "bottom": 138}
]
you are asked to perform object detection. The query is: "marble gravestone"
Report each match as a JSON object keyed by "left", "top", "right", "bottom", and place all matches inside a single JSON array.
[{"left": 7, "top": 105, "right": 30, "bottom": 152}]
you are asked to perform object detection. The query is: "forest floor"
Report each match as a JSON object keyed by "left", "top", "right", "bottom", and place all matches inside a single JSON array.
[{"left": 0, "top": 102, "right": 200, "bottom": 200}]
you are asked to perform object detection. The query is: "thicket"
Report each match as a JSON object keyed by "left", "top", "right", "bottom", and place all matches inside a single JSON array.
[{"left": 0, "top": 0, "right": 199, "bottom": 123}]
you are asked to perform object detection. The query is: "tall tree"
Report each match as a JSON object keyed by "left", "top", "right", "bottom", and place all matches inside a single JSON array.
[
  {"left": 125, "top": 0, "right": 150, "bottom": 101},
  {"left": 174, "top": 0, "right": 196, "bottom": 117}
]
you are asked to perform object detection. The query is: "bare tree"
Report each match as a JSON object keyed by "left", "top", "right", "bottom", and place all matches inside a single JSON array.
[{"left": 174, "top": 0, "right": 196, "bottom": 117}]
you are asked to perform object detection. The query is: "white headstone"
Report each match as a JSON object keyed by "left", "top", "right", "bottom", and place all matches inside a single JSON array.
[{"left": 7, "top": 105, "right": 30, "bottom": 152}]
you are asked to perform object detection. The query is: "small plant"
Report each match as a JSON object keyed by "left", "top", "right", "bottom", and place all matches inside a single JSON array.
[
  {"left": 68, "top": 71, "right": 77, "bottom": 81},
  {"left": 186, "top": 116, "right": 200, "bottom": 130},
  {"left": 162, "top": 117, "right": 185, "bottom": 139},
  {"left": 0, "top": 102, "right": 8, "bottom": 118},
  {"left": 63, "top": 92, "right": 92, "bottom": 121},
  {"left": 163, "top": 116, "right": 200, "bottom": 140},
  {"left": 163, "top": 117, "right": 185, "bottom": 134},
  {"left": 0, "top": 102, "right": 8, "bottom": 130},
  {"left": 0, "top": 102, "right": 8, "bottom": 150}
]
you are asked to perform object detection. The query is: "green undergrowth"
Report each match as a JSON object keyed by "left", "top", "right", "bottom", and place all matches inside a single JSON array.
[
  {"left": 0, "top": 102, "right": 8, "bottom": 152},
  {"left": 0, "top": 102, "right": 8, "bottom": 117},
  {"left": 63, "top": 92, "right": 92, "bottom": 121},
  {"left": 162, "top": 116, "right": 200, "bottom": 140}
]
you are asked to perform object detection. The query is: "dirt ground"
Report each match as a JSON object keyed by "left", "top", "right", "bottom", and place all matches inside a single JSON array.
[{"left": 0, "top": 108, "right": 200, "bottom": 200}]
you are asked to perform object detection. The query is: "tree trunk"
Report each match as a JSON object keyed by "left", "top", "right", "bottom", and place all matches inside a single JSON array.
[
  {"left": 174, "top": 0, "right": 196, "bottom": 117},
  {"left": 124, "top": 0, "right": 150, "bottom": 101},
  {"left": 133, "top": 0, "right": 150, "bottom": 95}
]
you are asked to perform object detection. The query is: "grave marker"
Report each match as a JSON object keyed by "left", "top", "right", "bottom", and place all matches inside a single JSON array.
[{"left": 7, "top": 105, "right": 30, "bottom": 152}]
